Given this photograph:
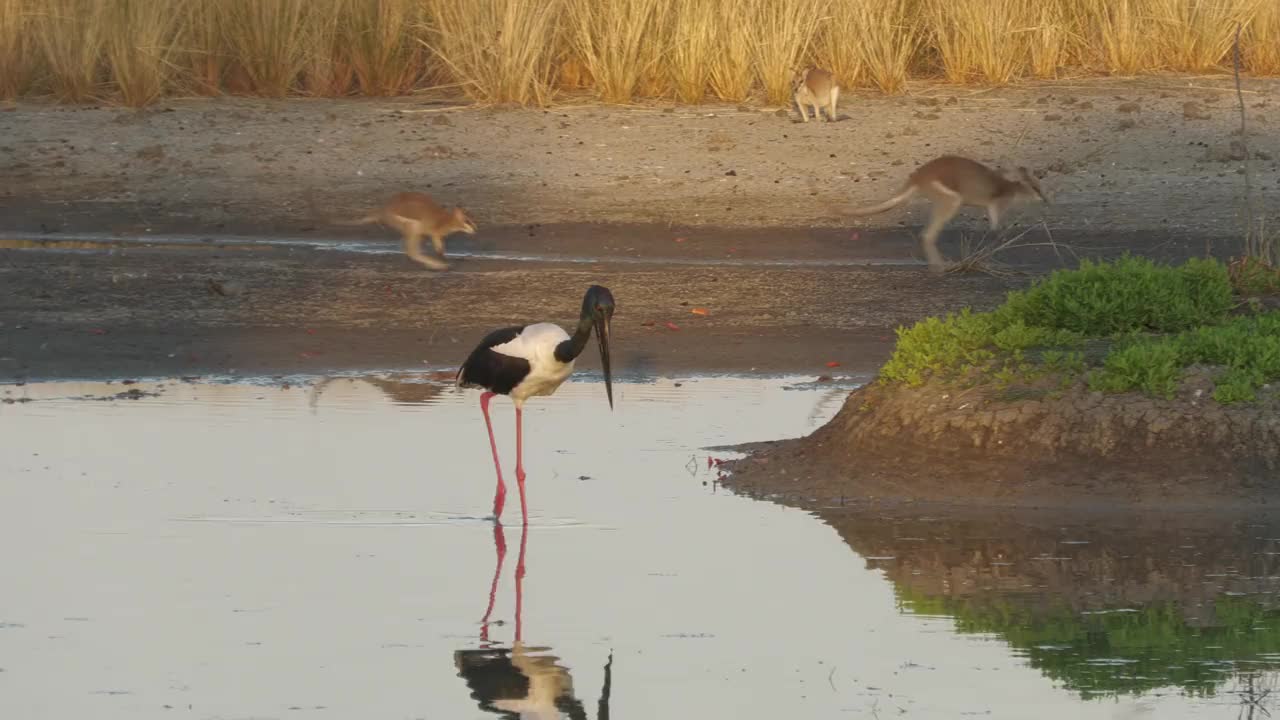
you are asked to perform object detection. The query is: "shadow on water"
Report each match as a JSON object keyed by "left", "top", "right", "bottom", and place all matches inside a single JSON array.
[
  {"left": 820, "top": 507, "right": 1280, "bottom": 703},
  {"left": 455, "top": 523, "right": 614, "bottom": 719}
]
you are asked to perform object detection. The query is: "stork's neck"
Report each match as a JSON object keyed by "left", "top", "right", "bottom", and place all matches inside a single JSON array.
[{"left": 554, "top": 312, "right": 593, "bottom": 364}]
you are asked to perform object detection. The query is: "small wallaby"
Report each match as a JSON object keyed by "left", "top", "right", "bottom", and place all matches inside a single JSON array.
[
  {"left": 848, "top": 155, "right": 1048, "bottom": 272},
  {"left": 793, "top": 67, "right": 839, "bottom": 123},
  {"left": 337, "top": 192, "right": 477, "bottom": 271}
]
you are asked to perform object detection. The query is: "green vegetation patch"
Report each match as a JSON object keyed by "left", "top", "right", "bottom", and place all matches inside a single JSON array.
[
  {"left": 881, "top": 256, "right": 1280, "bottom": 403},
  {"left": 898, "top": 587, "right": 1280, "bottom": 699}
]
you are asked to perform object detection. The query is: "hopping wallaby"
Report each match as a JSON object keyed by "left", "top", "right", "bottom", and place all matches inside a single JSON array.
[
  {"left": 847, "top": 155, "right": 1048, "bottom": 272},
  {"left": 793, "top": 67, "right": 839, "bottom": 123},
  {"left": 337, "top": 191, "right": 477, "bottom": 271}
]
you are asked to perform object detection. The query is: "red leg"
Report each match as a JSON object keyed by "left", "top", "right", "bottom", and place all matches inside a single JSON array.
[
  {"left": 514, "top": 521, "right": 528, "bottom": 644},
  {"left": 479, "top": 522, "right": 507, "bottom": 642},
  {"left": 480, "top": 392, "right": 506, "bottom": 520},
  {"left": 515, "top": 405, "right": 529, "bottom": 526}
]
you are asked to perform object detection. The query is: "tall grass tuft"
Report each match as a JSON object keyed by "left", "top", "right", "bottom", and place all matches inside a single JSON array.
[
  {"left": 814, "top": 0, "right": 873, "bottom": 91},
  {"left": 1147, "top": 0, "right": 1247, "bottom": 72},
  {"left": 299, "top": 0, "right": 353, "bottom": 97},
  {"left": 1244, "top": 0, "right": 1280, "bottom": 74},
  {"left": 180, "top": 0, "right": 225, "bottom": 94},
  {"left": 1027, "top": 0, "right": 1072, "bottom": 78},
  {"left": 848, "top": 0, "right": 923, "bottom": 94},
  {"left": 928, "top": 0, "right": 1035, "bottom": 85},
  {"left": 707, "top": 0, "right": 754, "bottom": 101},
  {"left": 565, "top": 0, "right": 668, "bottom": 103},
  {"left": 34, "top": 0, "right": 107, "bottom": 102},
  {"left": 102, "top": 0, "right": 186, "bottom": 107},
  {"left": 220, "top": 0, "right": 316, "bottom": 97},
  {"left": 345, "top": 0, "right": 427, "bottom": 96},
  {"left": 0, "top": 0, "right": 36, "bottom": 99},
  {"left": 421, "top": 0, "right": 562, "bottom": 106},
  {"left": 666, "top": 0, "right": 719, "bottom": 103},
  {"left": 748, "top": 0, "right": 830, "bottom": 105},
  {"left": 1079, "top": 0, "right": 1151, "bottom": 74}
]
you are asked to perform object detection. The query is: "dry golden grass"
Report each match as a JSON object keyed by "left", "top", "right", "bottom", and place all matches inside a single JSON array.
[
  {"left": 565, "top": 0, "right": 668, "bottom": 103},
  {"left": 220, "top": 0, "right": 316, "bottom": 97},
  {"left": 421, "top": 0, "right": 562, "bottom": 105},
  {"left": 1148, "top": 0, "right": 1247, "bottom": 72},
  {"left": 345, "top": 0, "right": 428, "bottom": 96},
  {"left": 928, "top": 0, "right": 1033, "bottom": 84},
  {"left": 748, "top": 0, "right": 829, "bottom": 104},
  {"left": 181, "top": 0, "right": 225, "bottom": 95},
  {"left": 0, "top": 0, "right": 35, "bottom": 99},
  {"left": 33, "top": 0, "right": 107, "bottom": 102},
  {"left": 841, "top": 0, "right": 924, "bottom": 94},
  {"left": 102, "top": 0, "right": 185, "bottom": 107},
  {"left": 1244, "top": 0, "right": 1280, "bottom": 74},
  {"left": 2, "top": 0, "right": 1279, "bottom": 106},
  {"left": 298, "top": 3, "right": 352, "bottom": 97},
  {"left": 1079, "top": 0, "right": 1150, "bottom": 74},
  {"left": 666, "top": 0, "right": 719, "bottom": 102},
  {"left": 706, "top": 0, "right": 754, "bottom": 102},
  {"left": 1026, "top": 0, "right": 1072, "bottom": 79}
]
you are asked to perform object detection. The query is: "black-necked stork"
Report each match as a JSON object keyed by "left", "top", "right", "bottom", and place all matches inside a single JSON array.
[{"left": 456, "top": 285, "right": 616, "bottom": 525}]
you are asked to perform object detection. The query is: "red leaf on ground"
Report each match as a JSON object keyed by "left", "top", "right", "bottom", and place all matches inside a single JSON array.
[
  {"left": 664, "top": 322, "right": 680, "bottom": 331},
  {"left": 690, "top": 308, "right": 709, "bottom": 316},
  {"left": 88, "top": 328, "right": 107, "bottom": 335},
  {"left": 826, "top": 361, "right": 841, "bottom": 368}
]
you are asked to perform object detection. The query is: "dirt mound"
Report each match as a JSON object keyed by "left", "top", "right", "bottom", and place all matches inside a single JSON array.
[{"left": 724, "top": 377, "right": 1280, "bottom": 509}]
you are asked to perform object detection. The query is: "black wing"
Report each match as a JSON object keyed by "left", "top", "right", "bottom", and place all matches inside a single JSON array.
[{"left": 456, "top": 325, "right": 531, "bottom": 396}]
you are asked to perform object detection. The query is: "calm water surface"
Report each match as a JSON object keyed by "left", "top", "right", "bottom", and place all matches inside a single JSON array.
[{"left": 2, "top": 374, "right": 1279, "bottom": 719}]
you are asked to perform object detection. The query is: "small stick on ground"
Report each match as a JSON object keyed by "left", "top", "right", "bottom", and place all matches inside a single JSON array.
[{"left": 946, "top": 222, "right": 1075, "bottom": 277}]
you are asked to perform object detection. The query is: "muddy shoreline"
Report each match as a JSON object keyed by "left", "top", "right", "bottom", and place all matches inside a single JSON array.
[{"left": 2, "top": 78, "right": 1278, "bottom": 383}]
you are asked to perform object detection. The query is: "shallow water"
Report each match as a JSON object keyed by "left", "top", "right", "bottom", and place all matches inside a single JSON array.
[
  {"left": 0, "top": 231, "right": 920, "bottom": 267},
  {"left": 3, "top": 374, "right": 1279, "bottom": 719}
]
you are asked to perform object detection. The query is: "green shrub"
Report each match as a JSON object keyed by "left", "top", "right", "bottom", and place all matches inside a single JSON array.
[
  {"left": 1088, "top": 313, "right": 1280, "bottom": 402},
  {"left": 881, "top": 257, "right": 1276, "bottom": 403},
  {"left": 1000, "top": 256, "right": 1233, "bottom": 335}
]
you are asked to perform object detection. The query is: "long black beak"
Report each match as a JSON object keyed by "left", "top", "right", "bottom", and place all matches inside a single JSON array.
[{"left": 594, "top": 312, "right": 613, "bottom": 409}]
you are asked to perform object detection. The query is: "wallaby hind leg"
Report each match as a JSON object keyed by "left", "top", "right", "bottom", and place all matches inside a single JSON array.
[
  {"left": 795, "top": 98, "right": 809, "bottom": 122},
  {"left": 402, "top": 227, "right": 449, "bottom": 271},
  {"left": 810, "top": 102, "right": 822, "bottom": 122},
  {"left": 828, "top": 87, "right": 839, "bottom": 122},
  {"left": 430, "top": 232, "right": 446, "bottom": 257},
  {"left": 920, "top": 186, "right": 963, "bottom": 273}
]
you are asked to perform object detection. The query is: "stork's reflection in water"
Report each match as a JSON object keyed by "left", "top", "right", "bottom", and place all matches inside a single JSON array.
[{"left": 455, "top": 524, "right": 614, "bottom": 719}]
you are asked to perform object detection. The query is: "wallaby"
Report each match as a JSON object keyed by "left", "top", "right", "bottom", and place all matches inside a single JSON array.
[
  {"left": 848, "top": 155, "right": 1048, "bottom": 272},
  {"left": 337, "top": 192, "right": 477, "bottom": 271},
  {"left": 793, "top": 67, "right": 839, "bottom": 123},
  {"left": 788, "top": 66, "right": 839, "bottom": 122}
]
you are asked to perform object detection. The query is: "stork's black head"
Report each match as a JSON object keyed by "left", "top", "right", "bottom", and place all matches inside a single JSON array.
[{"left": 582, "top": 285, "right": 616, "bottom": 409}]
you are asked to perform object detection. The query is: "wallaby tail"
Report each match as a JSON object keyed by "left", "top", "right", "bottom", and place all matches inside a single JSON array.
[
  {"left": 847, "top": 183, "right": 917, "bottom": 217},
  {"left": 332, "top": 212, "right": 380, "bottom": 227}
]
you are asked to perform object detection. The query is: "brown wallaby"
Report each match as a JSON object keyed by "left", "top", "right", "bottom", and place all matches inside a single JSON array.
[
  {"left": 337, "top": 191, "right": 477, "bottom": 271},
  {"left": 793, "top": 67, "right": 839, "bottom": 123},
  {"left": 848, "top": 155, "right": 1048, "bottom": 272}
]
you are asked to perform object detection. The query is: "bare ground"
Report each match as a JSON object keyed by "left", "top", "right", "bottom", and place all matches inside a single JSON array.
[{"left": 1, "top": 77, "right": 1279, "bottom": 382}]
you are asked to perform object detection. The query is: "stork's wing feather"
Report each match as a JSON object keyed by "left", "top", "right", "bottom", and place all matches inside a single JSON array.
[{"left": 457, "top": 325, "right": 530, "bottom": 394}]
